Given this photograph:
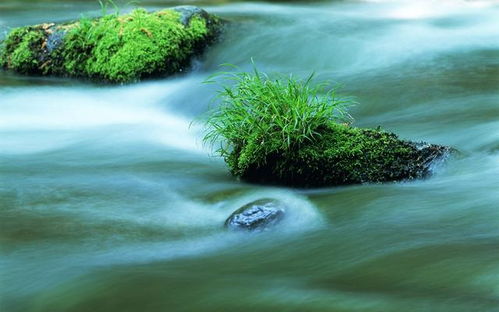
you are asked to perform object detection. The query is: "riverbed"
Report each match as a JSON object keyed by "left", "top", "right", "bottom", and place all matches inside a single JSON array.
[{"left": 1, "top": 0, "right": 499, "bottom": 311}]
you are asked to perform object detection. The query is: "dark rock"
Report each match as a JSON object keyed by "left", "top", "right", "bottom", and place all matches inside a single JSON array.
[
  {"left": 225, "top": 199, "right": 286, "bottom": 232},
  {"left": 414, "top": 143, "right": 453, "bottom": 170},
  {"left": 173, "top": 5, "right": 211, "bottom": 26}
]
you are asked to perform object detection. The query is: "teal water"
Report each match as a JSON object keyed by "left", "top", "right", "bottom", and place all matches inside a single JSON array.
[{"left": 1, "top": 1, "right": 499, "bottom": 311}]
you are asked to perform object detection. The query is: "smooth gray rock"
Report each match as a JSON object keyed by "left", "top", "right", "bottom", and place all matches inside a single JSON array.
[{"left": 225, "top": 199, "right": 286, "bottom": 232}]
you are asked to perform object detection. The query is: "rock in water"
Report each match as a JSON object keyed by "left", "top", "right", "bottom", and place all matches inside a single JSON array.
[
  {"left": 228, "top": 124, "right": 454, "bottom": 187},
  {"left": 0, "top": 6, "right": 223, "bottom": 83},
  {"left": 225, "top": 199, "right": 286, "bottom": 232},
  {"left": 173, "top": 6, "right": 211, "bottom": 26}
]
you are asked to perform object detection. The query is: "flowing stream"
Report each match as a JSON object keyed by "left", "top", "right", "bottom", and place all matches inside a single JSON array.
[{"left": 1, "top": 0, "right": 499, "bottom": 311}]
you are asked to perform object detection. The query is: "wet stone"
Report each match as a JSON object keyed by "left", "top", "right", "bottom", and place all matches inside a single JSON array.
[
  {"left": 225, "top": 199, "right": 286, "bottom": 232},
  {"left": 173, "top": 5, "right": 210, "bottom": 25},
  {"left": 46, "top": 30, "right": 65, "bottom": 53}
]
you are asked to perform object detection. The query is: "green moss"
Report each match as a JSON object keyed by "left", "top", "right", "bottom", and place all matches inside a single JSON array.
[
  {"left": 64, "top": 9, "right": 212, "bottom": 82},
  {"left": 0, "top": 7, "right": 221, "bottom": 82},
  {"left": 230, "top": 123, "right": 441, "bottom": 187},
  {"left": 0, "top": 26, "right": 45, "bottom": 74}
]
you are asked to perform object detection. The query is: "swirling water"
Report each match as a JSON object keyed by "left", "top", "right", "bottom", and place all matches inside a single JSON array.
[{"left": 1, "top": 0, "right": 499, "bottom": 311}]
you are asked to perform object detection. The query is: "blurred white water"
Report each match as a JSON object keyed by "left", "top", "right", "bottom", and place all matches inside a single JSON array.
[
  {"left": 208, "top": 0, "right": 499, "bottom": 76},
  {"left": 0, "top": 78, "right": 208, "bottom": 155}
]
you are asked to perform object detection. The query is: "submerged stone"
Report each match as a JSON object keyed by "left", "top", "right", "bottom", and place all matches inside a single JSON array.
[
  {"left": 225, "top": 199, "right": 286, "bottom": 231},
  {"left": 228, "top": 124, "right": 453, "bottom": 188},
  {"left": 0, "top": 6, "right": 222, "bottom": 83}
]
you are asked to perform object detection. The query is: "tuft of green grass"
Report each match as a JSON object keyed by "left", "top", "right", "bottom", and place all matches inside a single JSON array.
[{"left": 203, "top": 64, "right": 354, "bottom": 176}]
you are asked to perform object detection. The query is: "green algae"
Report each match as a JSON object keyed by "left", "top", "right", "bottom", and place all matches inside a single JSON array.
[{"left": 0, "top": 7, "right": 221, "bottom": 82}]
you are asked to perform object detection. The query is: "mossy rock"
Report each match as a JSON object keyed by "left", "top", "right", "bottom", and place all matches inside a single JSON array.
[
  {"left": 227, "top": 123, "right": 453, "bottom": 188},
  {"left": 0, "top": 6, "right": 223, "bottom": 83}
]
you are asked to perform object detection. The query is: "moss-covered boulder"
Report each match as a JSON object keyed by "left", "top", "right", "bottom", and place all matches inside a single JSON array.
[
  {"left": 0, "top": 6, "right": 222, "bottom": 83},
  {"left": 203, "top": 67, "right": 453, "bottom": 188},
  {"left": 229, "top": 123, "right": 452, "bottom": 187}
]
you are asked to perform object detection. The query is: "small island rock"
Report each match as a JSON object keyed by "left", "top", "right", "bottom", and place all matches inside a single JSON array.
[
  {"left": 0, "top": 6, "right": 223, "bottom": 83},
  {"left": 231, "top": 124, "right": 454, "bottom": 187},
  {"left": 225, "top": 199, "right": 286, "bottom": 232}
]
